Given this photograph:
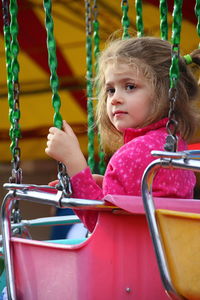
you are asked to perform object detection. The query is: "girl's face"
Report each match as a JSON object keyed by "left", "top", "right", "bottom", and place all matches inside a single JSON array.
[{"left": 105, "top": 62, "right": 155, "bottom": 132}]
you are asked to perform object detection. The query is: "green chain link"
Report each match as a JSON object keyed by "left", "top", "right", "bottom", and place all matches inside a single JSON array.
[
  {"left": 43, "top": 0, "right": 62, "bottom": 129},
  {"left": 43, "top": 0, "right": 72, "bottom": 196},
  {"left": 169, "top": 45, "right": 180, "bottom": 89},
  {"left": 2, "top": 1, "right": 13, "bottom": 131},
  {"left": 85, "top": 0, "right": 95, "bottom": 173},
  {"left": 121, "top": 0, "right": 130, "bottom": 39},
  {"left": 92, "top": 1, "right": 106, "bottom": 175},
  {"left": 195, "top": 0, "right": 200, "bottom": 44},
  {"left": 92, "top": 1, "right": 100, "bottom": 74},
  {"left": 171, "top": 0, "right": 183, "bottom": 46},
  {"left": 135, "top": 0, "right": 144, "bottom": 37},
  {"left": 9, "top": 0, "right": 21, "bottom": 158},
  {"left": 164, "top": 0, "right": 183, "bottom": 152},
  {"left": 3, "top": 0, "right": 22, "bottom": 184},
  {"left": 159, "top": 0, "right": 168, "bottom": 40},
  {"left": 170, "top": 0, "right": 183, "bottom": 89},
  {"left": 2, "top": 1, "right": 22, "bottom": 225}
]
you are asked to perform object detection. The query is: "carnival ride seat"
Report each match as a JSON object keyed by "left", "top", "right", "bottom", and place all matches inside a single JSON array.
[
  {"left": 156, "top": 209, "right": 200, "bottom": 300},
  {"left": 2, "top": 188, "right": 172, "bottom": 300},
  {"left": 1, "top": 188, "right": 200, "bottom": 300},
  {"left": 1, "top": 151, "right": 200, "bottom": 300},
  {"left": 142, "top": 150, "right": 200, "bottom": 300}
]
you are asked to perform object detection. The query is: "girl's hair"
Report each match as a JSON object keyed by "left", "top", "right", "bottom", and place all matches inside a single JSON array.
[{"left": 95, "top": 36, "right": 200, "bottom": 153}]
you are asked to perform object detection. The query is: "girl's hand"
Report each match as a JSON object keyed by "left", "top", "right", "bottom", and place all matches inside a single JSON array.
[
  {"left": 45, "top": 120, "right": 87, "bottom": 177},
  {"left": 48, "top": 179, "right": 59, "bottom": 187}
]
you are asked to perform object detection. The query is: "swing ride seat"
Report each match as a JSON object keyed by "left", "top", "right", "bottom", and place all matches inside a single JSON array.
[
  {"left": 156, "top": 209, "right": 200, "bottom": 300},
  {"left": 8, "top": 195, "right": 200, "bottom": 300},
  {"left": 141, "top": 151, "right": 200, "bottom": 300}
]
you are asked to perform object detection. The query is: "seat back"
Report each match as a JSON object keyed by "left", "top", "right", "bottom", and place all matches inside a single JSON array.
[
  {"left": 156, "top": 209, "right": 200, "bottom": 300},
  {"left": 141, "top": 152, "right": 200, "bottom": 300}
]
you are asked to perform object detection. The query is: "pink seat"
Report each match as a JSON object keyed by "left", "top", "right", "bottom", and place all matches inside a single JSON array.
[{"left": 11, "top": 196, "right": 200, "bottom": 300}]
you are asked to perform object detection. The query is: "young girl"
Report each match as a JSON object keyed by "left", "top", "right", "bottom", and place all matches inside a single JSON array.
[{"left": 46, "top": 37, "right": 200, "bottom": 232}]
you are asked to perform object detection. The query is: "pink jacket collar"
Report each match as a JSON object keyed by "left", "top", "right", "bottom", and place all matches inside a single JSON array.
[{"left": 123, "top": 118, "right": 168, "bottom": 143}]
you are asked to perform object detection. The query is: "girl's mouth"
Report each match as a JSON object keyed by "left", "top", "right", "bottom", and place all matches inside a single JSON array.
[{"left": 113, "top": 111, "right": 128, "bottom": 116}]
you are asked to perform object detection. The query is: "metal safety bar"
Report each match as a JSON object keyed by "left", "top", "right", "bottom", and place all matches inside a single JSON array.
[
  {"left": 1, "top": 184, "right": 107, "bottom": 300},
  {"left": 141, "top": 150, "right": 200, "bottom": 300},
  {"left": 11, "top": 215, "right": 81, "bottom": 229}
]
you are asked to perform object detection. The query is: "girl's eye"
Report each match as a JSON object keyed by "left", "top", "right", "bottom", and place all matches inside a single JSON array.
[
  {"left": 126, "top": 84, "right": 136, "bottom": 90},
  {"left": 106, "top": 87, "right": 115, "bottom": 95}
]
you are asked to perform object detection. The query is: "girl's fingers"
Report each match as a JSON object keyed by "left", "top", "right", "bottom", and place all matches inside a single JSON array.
[
  {"left": 62, "top": 120, "right": 76, "bottom": 137},
  {"left": 46, "top": 140, "right": 51, "bottom": 148},
  {"left": 49, "top": 127, "right": 59, "bottom": 134},
  {"left": 48, "top": 122, "right": 75, "bottom": 140},
  {"left": 47, "top": 133, "right": 53, "bottom": 140},
  {"left": 48, "top": 180, "right": 59, "bottom": 187},
  {"left": 45, "top": 146, "right": 49, "bottom": 154}
]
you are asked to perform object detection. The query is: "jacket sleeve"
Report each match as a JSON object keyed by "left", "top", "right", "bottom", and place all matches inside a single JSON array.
[
  {"left": 70, "top": 167, "right": 104, "bottom": 232},
  {"left": 71, "top": 167, "right": 104, "bottom": 200},
  {"left": 70, "top": 160, "right": 129, "bottom": 231}
]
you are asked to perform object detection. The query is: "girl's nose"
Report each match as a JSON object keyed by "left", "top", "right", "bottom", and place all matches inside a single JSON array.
[{"left": 111, "top": 91, "right": 123, "bottom": 105}]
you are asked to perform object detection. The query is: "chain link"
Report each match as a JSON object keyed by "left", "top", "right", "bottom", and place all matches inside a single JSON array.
[
  {"left": 2, "top": 0, "right": 23, "bottom": 225},
  {"left": 121, "top": 0, "right": 130, "bottom": 39},
  {"left": 92, "top": 0, "right": 106, "bottom": 175},
  {"left": 9, "top": 0, "right": 22, "bottom": 184},
  {"left": 92, "top": 0, "right": 99, "bottom": 73},
  {"left": 43, "top": 0, "right": 62, "bottom": 130},
  {"left": 159, "top": 0, "right": 168, "bottom": 40},
  {"left": 2, "top": 0, "right": 12, "bottom": 106},
  {"left": 135, "top": 0, "right": 144, "bottom": 37},
  {"left": 169, "top": 44, "right": 180, "bottom": 89},
  {"left": 195, "top": 0, "right": 200, "bottom": 42},
  {"left": 85, "top": 0, "right": 95, "bottom": 173},
  {"left": 56, "top": 162, "right": 72, "bottom": 197},
  {"left": 44, "top": 0, "right": 72, "bottom": 195},
  {"left": 164, "top": 87, "right": 178, "bottom": 152},
  {"left": 164, "top": 0, "right": 183, "bottom": 152},
  {"left": 171, "top": 0, "right": 183, "bottom": 46},
  {"left": 10, "top": 0, "right": 22, "bottom": 222},
  {"left": 9, "top": 81, "right": 22, "bottom": 184}
]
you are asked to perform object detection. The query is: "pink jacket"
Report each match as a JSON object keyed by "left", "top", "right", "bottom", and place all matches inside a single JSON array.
[{"left": 71, "top": 118, "right": 196, "bottom": 231}]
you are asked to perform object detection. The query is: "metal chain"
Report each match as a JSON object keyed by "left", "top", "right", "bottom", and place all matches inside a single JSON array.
[
  {"left": 159, "top": 0, "right": 168, "bottom": 40},
  {"left": 2, "top": 0, "right": 13, "bottom": 116},
  {"left": 2, "top": 0, "right": 14, "bottom": 159},
  {"left": 85, "top": 0, "right": 95, "bottom": 173},
  {"left": 171, "top": 0, "right": 183, "bottom": 47},
  {"left": 56, "top": 162, "right": 72, "bottom": 197},
  {"left": 10, "top": 0, "right": 22, "bottom": 225},
  {"left": 43, "top": 0, "right": 62, "bottom": 130},
  {"left": 164, "top": 0, "right": 183, "bottom": 152},
  {"left": 121, "top": 0, "right": 130, "bottom": 39},
  {"left": 92, "top": 0, "right": 106, "bottom": 175},
  {"left": 135, "top": 0, "right": 144, "bottom": 37},
  {"left": 43, "top": 0, "right": 72, "bottom": 197},
  {"left": 2, "top": 0, "right": 22, "bottom": 226},
  {"left": 92, "top": 0, "right": 99, "bottom": 73},
  {"left": 9, "top": 0, "right": 22, "bottom": 184},
  {"left": 195, "top": 0, "right": 200, "bottom": 43}
]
